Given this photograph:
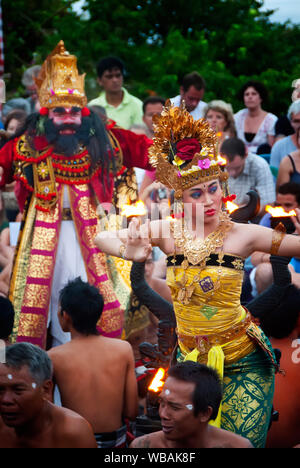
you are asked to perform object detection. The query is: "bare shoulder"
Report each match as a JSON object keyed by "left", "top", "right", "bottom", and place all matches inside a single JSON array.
[
  {"left": 52, "top": 404, "right": 97, "bottom": 448},
  {"left": 130, "top": 432, "right": 164, "bottom": 448},
  {"left": 226, "top": 433, "right": 253, "bottom": 448},
  {"left": 47, "top": 342, "right": 73, "bottom": 363},
  {"left": 279, "top": 154, "right": 292, "bottom": 168},
  {"left": 102, "top": 336, "right": 134, "bottom": 355},
  {"left": 213, "top": 427, "right": 253, "bottom": 448}
]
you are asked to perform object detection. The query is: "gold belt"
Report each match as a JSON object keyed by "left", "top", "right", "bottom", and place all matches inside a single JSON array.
[
  {"left": 62, "top": 208, "right": 72, "bottom": 220},
  {"left": 178, "top": 312, "right": 252, "bottom": 356}
]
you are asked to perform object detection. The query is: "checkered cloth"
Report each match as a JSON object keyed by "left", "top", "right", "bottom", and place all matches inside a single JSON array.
[
  {"left": 94, "top": 424, "right": 128, "bottom": 448},
  {"left": 228, "top": 152, "right": 276, "bottom": 208}
]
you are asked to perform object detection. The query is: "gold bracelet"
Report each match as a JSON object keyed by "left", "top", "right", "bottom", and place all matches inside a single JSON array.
[
  {"left": 119, "top": 243, "right": 126, "bottom": 259},
  {"left": 270, "top": 222, "right": 286, "bottom": 255}
]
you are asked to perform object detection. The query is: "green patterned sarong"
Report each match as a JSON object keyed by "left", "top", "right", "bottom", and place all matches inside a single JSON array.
[{"left": 221, "top": 347, "right": 275, "bottom": 448}]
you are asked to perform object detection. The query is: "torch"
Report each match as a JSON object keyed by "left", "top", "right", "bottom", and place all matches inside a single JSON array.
[
  {"left": 146, "top": 367, "right": 166, "bottom": 420},
  {"left": 120, "top": 200, "right": 147, "bottom": 227},
  {"left": 266, "top": 205, "right": 296, "bottom": 234},
  {"left": 135, "top": 367, "right": 166, "bottom": 437}
]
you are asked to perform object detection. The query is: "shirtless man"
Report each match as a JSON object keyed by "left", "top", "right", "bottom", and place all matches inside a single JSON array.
[
  {"left": 130, "top": 361, "right": 253, "bottom": 449},
  {"left": 48, "top": 277, "right": 138, "bottom": 448},
  {"left": 0, "top": 342, "right": 97, "bottom": 448}
]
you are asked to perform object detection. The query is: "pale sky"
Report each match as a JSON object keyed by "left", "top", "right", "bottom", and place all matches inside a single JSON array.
[{"left": 261, "top": 0, "right": 300, "bottom": 24}]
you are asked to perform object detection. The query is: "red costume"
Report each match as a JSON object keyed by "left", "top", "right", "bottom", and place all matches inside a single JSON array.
[{"left": 0, "top": 41, "right": 152, "bottom": 348}]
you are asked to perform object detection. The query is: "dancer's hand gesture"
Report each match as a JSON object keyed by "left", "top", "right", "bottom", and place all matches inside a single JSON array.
[{"left": 123, "top": 218, "right": 152, "bottom": 262}]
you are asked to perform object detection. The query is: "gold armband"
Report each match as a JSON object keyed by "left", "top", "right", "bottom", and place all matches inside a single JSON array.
[{"left": 270, "top": 222, "right": 286, "bottom": 255}]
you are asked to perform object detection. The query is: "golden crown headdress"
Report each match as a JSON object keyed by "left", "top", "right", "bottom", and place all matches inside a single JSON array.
[
  {"left": 35, "top": 40, "right": 87, "bottom": 109},
  {"left": 149, "top": 101, "right": 228, "bottom": 199}
]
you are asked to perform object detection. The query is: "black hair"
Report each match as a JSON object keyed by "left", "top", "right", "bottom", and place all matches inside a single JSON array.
[
  {"left": 0, "top": 297, "right": 15, "bottom": 340},
  {"left": 278, "top": 182, "right": 300, "bottom": 205},
  {"left": 238, "top": 80, "right": 268, "bottom": 103},
  {"left": 59, "top": 277, "right": 104, "bottom": 335},
  {"left": 5, "top": 342, "right": 53, "bottom": 385},
  {"left": 167, "top": 361, "right": 222, "bottom": 420},
  {"left": 220, "top": 137, "right": 247, "bottom": 161},
  {"left": 181, "top": 72, "right": 206, "bottom": 92},
  {"left": 96, "top": 56, "right": 125, "bottom": 78},
  {"left": 258, "top": 284, "right": 300, "bottom": 339},
  {"left": 142, "top": 96, "right": 165, "bottom": 114}
]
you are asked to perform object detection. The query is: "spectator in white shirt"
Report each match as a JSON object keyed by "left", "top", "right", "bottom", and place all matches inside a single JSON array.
[
  {"left": 234, "top": 80, "right": 277, "bottom": 155},
  {"left": 170, "top": 71, "right": 206, "bottom": 119}
]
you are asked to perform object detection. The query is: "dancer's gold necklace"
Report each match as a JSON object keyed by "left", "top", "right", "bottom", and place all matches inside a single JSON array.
[
  {"left": 172, "top": 210, "right": 233, "bottom": 265},
  {"left": 170, "top": 210, "right": 233, "bottom": 305}
]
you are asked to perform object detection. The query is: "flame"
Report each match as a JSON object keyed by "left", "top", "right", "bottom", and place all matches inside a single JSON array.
[
  {"left": 217, "top": 155, "right": 227, "bottom": 166},
  {"left": 265, "top": 205, "right": 296, "bottom": 218},
  {"left": 121, "top": 200, "right": 147, "bottom": 218},
  {"left": 226, "top": 200, "right": 239, "bottom": 213},
  {"left": 148, "top": 368, "right": 166, "bottom": 393}
]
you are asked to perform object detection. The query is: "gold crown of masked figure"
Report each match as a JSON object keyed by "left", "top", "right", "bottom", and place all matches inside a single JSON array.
[
  {"left": 149, "top": 100, "right": 229, "bottom": 199},
  {"left": 35, "top": 40, "right": 87, "bottom": 109}
]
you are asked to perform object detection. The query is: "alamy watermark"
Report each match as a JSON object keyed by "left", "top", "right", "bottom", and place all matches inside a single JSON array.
[
  {"left": 97, "top": 201, "right": 205, "bottom": 239},
  {"left": 0, "top": 339, "right": 6, "bottom": 363}
]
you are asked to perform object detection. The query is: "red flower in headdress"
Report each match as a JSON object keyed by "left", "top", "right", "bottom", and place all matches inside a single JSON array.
[{"left": 176, "top": 138, "right": 201, "bottom": 161}]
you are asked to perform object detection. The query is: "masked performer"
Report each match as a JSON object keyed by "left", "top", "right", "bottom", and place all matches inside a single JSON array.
[
  {"left": 94, "top": 102, "right": 300, "bottom": 448},
  {"left": 0, "top": 41, "right": 153, "bottom": 348}
]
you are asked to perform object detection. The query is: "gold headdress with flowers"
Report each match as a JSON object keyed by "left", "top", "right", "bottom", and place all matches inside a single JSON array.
[
  {"left": 149, "top": 101, "right": 228, "bottom": 199},
  {"left": 35, "top": 40, "right": 87, "bottom": 109}
]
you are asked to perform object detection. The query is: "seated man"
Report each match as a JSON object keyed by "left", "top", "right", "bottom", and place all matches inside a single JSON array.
[
  {"left": 251, "top": 182, "right": 300, "bottom": 294},
  {"left": 0, "top": 342, "right": 97, "bottom": 448},
  {"left": 220, "top": 137, "right": 275, "bottom": 218},
  {"left": 130, "top": 361, "right": 253, "bottom": 448},
  {"left": 48, "top": 277, "right": 138, "bottom": 448}
]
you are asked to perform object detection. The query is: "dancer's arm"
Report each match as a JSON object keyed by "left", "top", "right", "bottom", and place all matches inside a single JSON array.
[{"left": 94, "top": 218, "right": 153, "bottom": 262}]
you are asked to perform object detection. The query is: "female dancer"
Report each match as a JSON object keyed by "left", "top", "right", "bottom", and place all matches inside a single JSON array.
[{"left": 95, "top": 103, "right": 300, "bottom": 447}]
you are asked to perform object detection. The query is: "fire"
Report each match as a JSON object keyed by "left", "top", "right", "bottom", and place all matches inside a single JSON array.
[
  {"left": 217, "top": 155, "right": 227, "bottom": 166},
  {"left": 265, "top": 205, "right": 296, "bottom": 218},
  {"left": 148, "top": 368, "right": 166, "bottom": 393},
  {"left": 120, "top": 200, "right": 147, "bottom": 218},
  {"left": 226, "top": 200, "right": 239, "bottom": 213}
]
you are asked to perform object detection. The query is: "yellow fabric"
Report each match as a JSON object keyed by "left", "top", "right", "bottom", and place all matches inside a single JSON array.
[
  {"left": 9, "top": 195, "right": 37, "bottom": 343},
  {"left": 184, "top": 348, "right": 200, "bottom": 362},
  {"left": 207, "top": 345, "right": 224, "bottom": 427},
  {"left": 170, "top": 260, "right": 258, "bottom": 428},
  {"left": 166, "top": 261, "right": 256, "bottom": 365}
]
